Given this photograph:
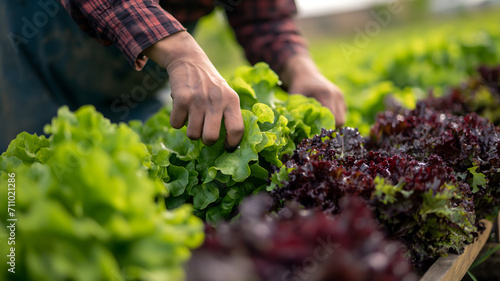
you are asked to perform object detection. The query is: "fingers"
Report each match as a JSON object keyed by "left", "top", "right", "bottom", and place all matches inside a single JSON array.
[
  {"left": 290, "top": 80, "right": 347, "bottom": 129},
  {"left": 170, "top": 88, "right": 244, "bottom": 148},
  {"left": 171, "top": 98, "right": 221, "bottom": 146},
  {"left": 319, "top": 92, "right": 346, "bottom": 128},
  {"left": 203, "top": 90, "right": 244, "bottom": 148},
  {"left": 170, "top": 97, "right": 189, "bottom": 129},
  {"left": 170, "top": 92, "right": 206, "bottom": 142},
  {"left": 223, "top": 95, "right": 245, "bottom": 149},
  {"left": 331, "top": 89, "right": 347, "bottom": 128},
  {"left": 202, "top": 110, "right": 222, "bottom": 146},
  {"left": 186, "top": 109, "right": 204, "bottom": 141},
  {"left": 324, "top": 94, "right": 346, "bottom": 128},
  {"left": 333, "top": 101, "right": 346, "bottom": 128}
]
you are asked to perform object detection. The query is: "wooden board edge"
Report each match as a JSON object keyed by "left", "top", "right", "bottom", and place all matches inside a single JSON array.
[{"left": 420, "top": 219, "right": 493, "bottom": 281}]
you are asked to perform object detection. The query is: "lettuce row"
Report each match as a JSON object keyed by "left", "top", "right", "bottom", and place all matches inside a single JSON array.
[
  {"left": 0, "top": 107, "right": 204, "bottom": 281},
  {"left": 269, "top": 128, "right": 478, "bottom": 268}
]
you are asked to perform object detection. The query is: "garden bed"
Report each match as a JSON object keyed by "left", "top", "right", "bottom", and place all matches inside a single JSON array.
[
  {"left": 2, "top": 57, "right": 500, "bottom": 281},
  {"left": 421, "top": 219, "right": 493, "bottom": 281}
]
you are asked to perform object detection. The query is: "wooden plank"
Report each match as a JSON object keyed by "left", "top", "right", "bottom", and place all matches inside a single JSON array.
[{"left": 420, "top": 219, "right": 492, "bottom": 281}]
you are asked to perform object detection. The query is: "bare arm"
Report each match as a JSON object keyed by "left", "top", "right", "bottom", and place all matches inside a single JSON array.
[{"left": 225, "top": 0, "right": 346, "bottom": 127}]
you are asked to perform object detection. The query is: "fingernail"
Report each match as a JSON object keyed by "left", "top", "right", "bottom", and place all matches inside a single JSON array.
[{"left": 224, "top": 141, "right": 239, "bottom": 153}]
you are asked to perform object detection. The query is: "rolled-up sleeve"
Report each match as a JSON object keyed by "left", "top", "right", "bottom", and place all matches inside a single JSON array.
[
  {"left": 58, "top": 0, "right": 186, "bottom": 70},
  {"left": 225, "top": 0, "right": 309, "bottom": 74}
]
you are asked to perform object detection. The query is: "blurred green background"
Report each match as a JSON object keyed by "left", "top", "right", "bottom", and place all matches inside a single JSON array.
[{"left": 193, "top": 1, "right": 500, "bottom": 133}]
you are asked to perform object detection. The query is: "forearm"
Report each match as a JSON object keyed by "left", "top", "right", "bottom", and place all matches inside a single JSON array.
[
  {"left": 280, "top": 53, "right": 321, "bottom": 89},
  {"left": 279, "top": 51, "right": 347, "bottom": 128},
  {"left": 143, "top": 31, "right": 213, "bottom": 72}
]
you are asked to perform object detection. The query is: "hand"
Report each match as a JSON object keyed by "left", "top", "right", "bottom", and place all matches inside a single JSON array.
[
  {"left": 144, "top": 31, "right": 244, "bottom": 149},
  {"left": 281, "top": 54, "right": 346, "bottom": 128}
]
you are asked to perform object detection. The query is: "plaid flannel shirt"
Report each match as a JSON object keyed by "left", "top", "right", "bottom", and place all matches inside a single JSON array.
[{"left": 58, "top": 0, "right": 308, "bottom": 73}]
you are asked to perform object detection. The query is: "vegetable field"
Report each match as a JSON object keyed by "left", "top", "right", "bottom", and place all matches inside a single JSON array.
[
  {"left": 197, "top": 7, "right": 500, "bottom": 134},
  {"left": 2, "top": 7, "right": 500, "bottom": 281}
]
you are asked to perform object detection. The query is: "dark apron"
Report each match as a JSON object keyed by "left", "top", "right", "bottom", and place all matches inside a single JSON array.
[{"left": 0, "top": 0, "right": 197, "bottom": 152}]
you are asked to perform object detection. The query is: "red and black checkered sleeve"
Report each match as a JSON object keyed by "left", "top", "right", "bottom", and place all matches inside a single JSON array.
[
  {"left": 58, "top": 0, "right": 186, "bottom": 70},
  {"left": 224, "top": 0, "right": 309, "bottom": 74}
]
